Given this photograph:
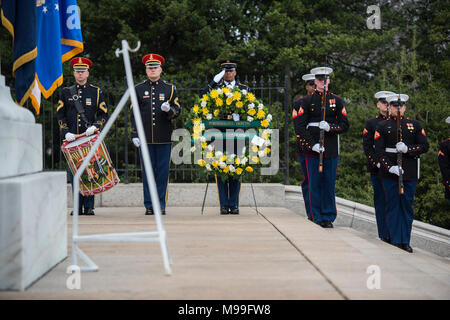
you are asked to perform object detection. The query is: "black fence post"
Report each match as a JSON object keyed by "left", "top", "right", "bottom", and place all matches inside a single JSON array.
[
  {"left": 123, "top": 76, "right": 129, "bottom": 184},
  {"left": 283, "top": 74, "right": 290, "bottom": 185}
]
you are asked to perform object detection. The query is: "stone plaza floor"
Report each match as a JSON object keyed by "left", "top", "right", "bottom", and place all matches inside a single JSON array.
[{"left": 0, "top": 207, "right": 449, "bottom": 300}]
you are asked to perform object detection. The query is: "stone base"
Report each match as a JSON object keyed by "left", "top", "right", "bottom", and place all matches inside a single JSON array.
[
  {"left": 0, "top": 119, "right": 42, "bottom": 179},
  {"left": 0, "top": 171, "right": 67, "bottom": 291}
]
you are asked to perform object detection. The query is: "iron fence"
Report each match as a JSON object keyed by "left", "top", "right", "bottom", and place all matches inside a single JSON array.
[{"left": 21, "top": 74, "right": 291, "bottom": 184}]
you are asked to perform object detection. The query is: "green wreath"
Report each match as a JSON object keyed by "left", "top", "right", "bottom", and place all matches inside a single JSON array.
[{"left": 188, "top": 86, "right": 273, "bottom": 179}]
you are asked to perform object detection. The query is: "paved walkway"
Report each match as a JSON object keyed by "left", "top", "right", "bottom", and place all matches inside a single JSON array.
[{"left": 1, "top": 207, "right": 449, "bottom": 299}]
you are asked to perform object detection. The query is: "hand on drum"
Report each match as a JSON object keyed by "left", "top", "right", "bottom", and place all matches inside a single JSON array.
[
  {"left": 65, "top": 132, "right": 76, "bottom": 142},
  {"left": 86, "top": 126, "right": 97, "bottom": 136}
]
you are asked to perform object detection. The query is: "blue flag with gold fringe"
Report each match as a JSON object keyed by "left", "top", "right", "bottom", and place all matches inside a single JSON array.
[
  {"left": 1, "top": 0, "right": 37, "bottom": 106},
  {"left": 31, "top": 0, "right": 83, "bottom": 115}
]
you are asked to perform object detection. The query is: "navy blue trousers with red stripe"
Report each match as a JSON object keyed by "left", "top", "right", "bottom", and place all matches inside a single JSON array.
[
  {"left": 370, "top": 174, "right": 389, "bottom": 240},
  {"left": 381, "top": 179, "right": 417, "bottom": 245},
  {"left": 299, "top": 155, "right": 311, "bottom": 219},
  {"left": 302, "top": 156, "right": 338, "bottom": 223}
]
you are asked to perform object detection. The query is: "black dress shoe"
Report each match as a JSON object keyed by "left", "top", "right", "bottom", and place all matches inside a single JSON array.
[
  {"left": 381, "top": 238, "right": 391, "bottom": 244},
  {"left": 319, "top": 221, "right": 333, "bottom": 228},
  {"left": 70, "top": 210, "right": 83, "bottom": 216},
  {"left": 402, "top": 244, "right": 413, "bottom": 253},
  {"left": 220, "top": 207, "right": 229, "bottom": 215},
  {"left": 230, "top": 207, "right": 239, "bottom": 215},
  {"left": 145, "top": 208, "right": 154, "bottom": 215},
  {"left": 162, "top": 209, "right": 166, "bottom": 215},
  {"left": 85, "top": 208, "right": 95, "bottom": 216}
]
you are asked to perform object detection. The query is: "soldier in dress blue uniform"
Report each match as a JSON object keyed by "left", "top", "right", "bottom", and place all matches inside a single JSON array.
[
  {"left": 362, "top": 91, "right": 395, "bottom": 242},
  {"left": 293, "top": 67, "right": 350, "bottom": 228},
  {"left": 57, "top": 57, "right": 109, "bottom": 216},
  {"left": 374, "top": 94, "right": 429, "bottom": 253},
  {"left": 202, "top": 59, "right": 251, "bottom": 215},
  {"left": 130, "top": 53, "right": 181, "bottom": 215},
  {"left": 293, "top": 73, "right": 315, "bottom": 220},
  {"left": 438, "top": 116, "right": 450, "bottom": 205}
]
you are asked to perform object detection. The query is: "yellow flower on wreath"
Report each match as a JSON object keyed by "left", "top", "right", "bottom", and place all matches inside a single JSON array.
[
  {"left": 236, "top": 101, "right": 243, "bottom": 108},
  {"left": 261, "top": 120, "right": 269, "bottom": 128},
  {"left": 214, "top": 109, "right": 220, "bottom": 117},
  {"left": 206, "top": 152, "right": 214, "bottom": 159},
  {"left": 197, "top": 159, "right": 206, "bottom": 167},
  {"left": 210, "top": 90, "right": 219, "bottom": 99},
  {"left": 223, "top": 166, "right": 229, "bottom": 173},
  {"left": 257, "top": 109, "right": 265, "bottom": 119},
  {"left": 222, "top": 87, "right": 230, "bottom": 94},
  {"left": 252, "top": 156, "right": 259, "bottom": 164},
  {"left": 248, "top": 108, "right": 256, "bottom": 116},
  {"left": 252, "top": 145, "right": 259, "bottom": 153},
  {"left": 236, "top": 168, "right": 243, "bottom": 175},
  {"left": 220, "top": 155, "right": 226, "bottom": 162},
  {"left": 216, "top": 98, "right": 223, "bottom": 107},
  {"left": 226, "top": 97, "right": 233, "bottom": 105},
  {"left": 201, "top": 94, "right": 209, "bottom": 101},
  {"left": 247, "top": 93, "right": 255, "bottom": 102},
  {"left": 235, "top": 158, "right": 241, "bottom": 165},
  {"left": 212, "top": 161, "right": 219, "bottom": 168},
  {"left": 192, "top": 105, "right": 199, "bottom": 113},
  {"left": 261, "top": 132, "right": 270, "bottom": 139},
  {"left": 245, "top": 166, "right": 253, "bottom": 172},
  {"left": 202, "top": 142, "right": 207, "bottom": 149},
  {"left": 264, "top": 147, "right": 271, "bottom": 154},
  {"left": 233, "top": 91, "right": 241, "bottom": 101},
  {"left": 202, "top": 107, "right": 209, "bottom": 115}
]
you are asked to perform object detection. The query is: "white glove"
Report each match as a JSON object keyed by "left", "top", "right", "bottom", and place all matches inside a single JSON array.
[
  {"left": 396, "top": 142, "right": 408, "bottom": 153},
  {"left": 319, "top": 121, "right": 331, "bottom": 132},
  {"left": 86, "top": 125, "right": 97, "bottom": 136},
  {"left": 65, "top": 132, "right": 76, "bottom": 142},
  {"left": 376, "top": 163, "right": 381, "bottom": 168},
  {"left": 161, "top": 101, "right": 170, "bottom": 112},
  {"left": 312, "top": 143, "right": 324, "bottom": 153},
  {"left": 232, "top": 113, "right": 240, "bottom": 121},
  {"left": 132, "top": 138, "right": 141, "bottom": 148},
  {"left": 213, "top": 69, "right": 226, "bottom": 83},
  {"left": 389, "top": 165, "right": 404, "bottom": 176}
]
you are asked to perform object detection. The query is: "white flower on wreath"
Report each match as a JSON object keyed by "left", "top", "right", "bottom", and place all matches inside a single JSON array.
[
  {"left": 201, "top": 100, "right": 207, "bottom": 107},
  {"left": 258, "top": 103, "right": 264, "bottom": 109},
  {"left": 206, "top": 113, "right": 212, "bottom": 120},
  {"left": 247, "top": 116, "right": 254, "bottom": 122},
  {"left": 264, "top": 139, "right": 271, "bottom": 147},
  {"left": 200, "top": 136, "right": 206, "bottom": 142},
  {"left": 200, "top": 123, "right": 206, "bottom": 131},
  {"left": 226, "top": 92, "right": 233, "bottom": 98},
  {"left": 258, "top": 150, "right": 266, "bottom": 158},
  {"left": 248, "top": 103, "right": 255, "bottom": 109},
  {"left": 266, "top": 114, "right": 272, "bottom": 121},
  {"left": 206, "top": 164, "right": 212, "bottom": 171},
  {"left": 241, "top": 157, "right": 248, "bottom": 165},
  {"left": 229, "top": 165, "right": 236, "bottom": 173},
  {"left": 241, "top": 146, "right": 246, "bottom": 154},
  {"left": 241, "top": 89, "right": 248, "bottom": 95},
  {"left": 190, "top": 146, "right": 196, "bottom": 152},
  {"left": 207, "top": 144, "right": 214, "bottom": 151},
  {"left": 216, "top": 151, "right": 223, "bottom": 157},
  {"left": 219, "top": 162, "right": 226, "bottom": 168},
  {"left": 217, "top": 88, "right": 223, "bottom": 94},
  {"left": 229, "top": 153, "right": 236, "bottom": 159}
]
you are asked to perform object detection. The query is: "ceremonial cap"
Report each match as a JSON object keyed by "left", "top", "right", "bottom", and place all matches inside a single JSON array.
[
  {"left": 70, "top": 57, "right": 92, "bottom": 71},
  {"left": 142, "top": 53, "right": 165, "bottom": 68},
  {"left": 310, "top": 67, "right": 333, "bottom": 79},
  {"left": 302, "top": 73, "right": 315, "bottom": 81},
  {"left": 386, "top": 94, "right": 409, "bottom": 105},
  {"left": 219, "top": 59, "right": 239, "bottom": 70},
  {"left": 374, "top": 91, "right": 396, "bottom": 102}
]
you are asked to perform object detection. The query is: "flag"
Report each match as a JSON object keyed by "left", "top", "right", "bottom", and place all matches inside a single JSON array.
[
  {"left": 1, "top": 0, "right": 37, "bottom": 106},
  {"left": 31, "top": 0, "right": 83, "bottom": 115}
]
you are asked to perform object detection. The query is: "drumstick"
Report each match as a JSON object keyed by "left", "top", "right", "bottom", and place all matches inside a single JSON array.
[{"left": 62, "top": 129, "right": 99, "bottom": 142}]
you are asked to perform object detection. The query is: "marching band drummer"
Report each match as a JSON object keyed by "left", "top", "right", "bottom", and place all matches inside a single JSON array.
[{"left": 57, "top": 57, "right": 109, "bottom": 216}]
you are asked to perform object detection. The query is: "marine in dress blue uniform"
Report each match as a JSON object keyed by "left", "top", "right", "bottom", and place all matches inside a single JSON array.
[
  {"left": 293, "top": 67, "right": 350, "bottom": 228},
  {"left": 130, "top": 54, "right": 181, "bottom": 215},
  {"left": 362, "top": 91, "right": 395, "bottom": 242},
  {"left": 202, "top": 59, "right": 251, "bottom": 215},
  {"left": 374, "top": 94, "right": 429, "bottom": 253},
  {"left": 293, "top": 73, "right": 315, "bottom": 220},
  {"left": 437, "top": 117, "right": 450, "bottom": 205},
  {"left": 57, "top": 57, "right": 109, "bottom": 216}
]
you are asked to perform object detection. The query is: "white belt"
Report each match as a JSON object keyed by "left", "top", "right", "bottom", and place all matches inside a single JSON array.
[
  {"left": 307, "top": 122, "right": 319, "bottom": 128},
  {"left": 385, "top": 148, "right": 397, "bottom": 153}
]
